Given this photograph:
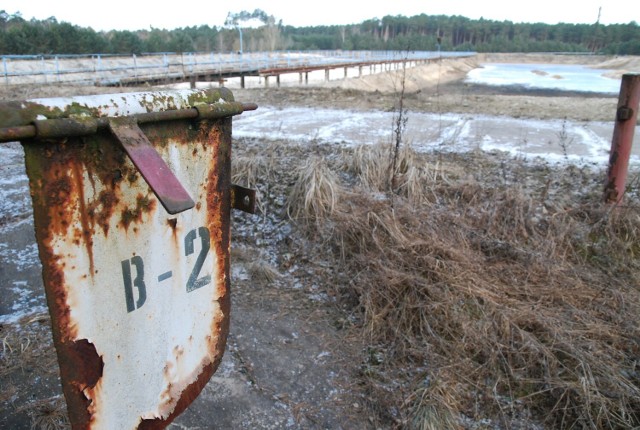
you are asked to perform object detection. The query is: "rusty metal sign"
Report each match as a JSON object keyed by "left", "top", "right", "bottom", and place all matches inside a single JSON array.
[{"left": 0, "top": 88, "right": 256, "bottom": 428}]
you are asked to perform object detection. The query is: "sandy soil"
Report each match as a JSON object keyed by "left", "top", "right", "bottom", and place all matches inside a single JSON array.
[{"left": 232, "top": 53, "right": 638, "bottom": 123}]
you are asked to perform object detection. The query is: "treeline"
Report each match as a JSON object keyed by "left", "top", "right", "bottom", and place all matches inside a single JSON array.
[
  {"left": 288, "top": 15, "right": 640, "bottom": 55},
  {"left": 1, "top": 10, "right": 639, "bottom": 55}
]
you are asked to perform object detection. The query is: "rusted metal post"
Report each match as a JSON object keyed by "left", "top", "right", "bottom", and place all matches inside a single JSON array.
[
  {"left": 0, "top": 88, "right": 257, "bottom": 429},
  {"left": 604, "top": 73, "right": 640, "bottom": 204}
]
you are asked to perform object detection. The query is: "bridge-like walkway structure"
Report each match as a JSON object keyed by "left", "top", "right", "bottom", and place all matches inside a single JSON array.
[{"left": 1, "top": 51, "right": 475, "bottom": 88}]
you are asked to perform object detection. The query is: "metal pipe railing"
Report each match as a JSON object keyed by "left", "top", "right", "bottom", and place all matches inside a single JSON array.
[{"left": 0, "top": 50, "right": 475, "bottom": 86}]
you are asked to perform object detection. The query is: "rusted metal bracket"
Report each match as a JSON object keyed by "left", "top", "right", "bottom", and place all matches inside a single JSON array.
[
  {"left": 108, "top": 117, "right": 195, "bottom": 215},
  {"left": 0, "top": 99, "right": 259, "bottom": 216},
  {"left": 0, "top": 101, "right": 258, "bottom": 142},
  {"left": 617, "top": 106, "right": 634, "bottom": 121},
  {"left": 231, "top": 184, "right": 257, "bottom": 214}
]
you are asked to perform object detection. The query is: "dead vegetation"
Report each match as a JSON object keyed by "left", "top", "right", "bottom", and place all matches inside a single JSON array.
[
  {"left": 285, "top": 142, "right": 640, "bottom": 429},
  {"left": 0, "top": 313, "right": 66, "bottom": 429}
]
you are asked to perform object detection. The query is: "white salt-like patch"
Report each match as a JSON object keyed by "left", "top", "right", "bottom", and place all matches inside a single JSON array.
[{"left": 234, "top": 106, "right": 638, "bottom": 166}]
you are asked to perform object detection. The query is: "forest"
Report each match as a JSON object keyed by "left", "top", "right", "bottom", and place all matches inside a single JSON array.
[{"left": 0, "top": 9, "right": 638, "bottom": 55}]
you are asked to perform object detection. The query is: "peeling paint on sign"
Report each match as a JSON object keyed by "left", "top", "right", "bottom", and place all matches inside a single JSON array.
[{"left": 1, "top": 88, "right": 255, "bottom": 429}]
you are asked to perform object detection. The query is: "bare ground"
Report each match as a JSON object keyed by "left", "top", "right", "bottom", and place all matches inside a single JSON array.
[{"left": 1, "top": 53, "right": 639, "bottom": 429}]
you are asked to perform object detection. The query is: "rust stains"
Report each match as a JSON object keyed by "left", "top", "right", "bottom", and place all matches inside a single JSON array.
[
  {"left": 140, "top": 119, "right": 194, "bottom": 149},
  {"left": 204, "top": 118, "right": 232, "bottom": 300},
  {"left": 136, "top": 118, "right": 232, "bottom": 430},
  {"left": 23, "top": 137, "right": 104, "bottom": 428},
  {"left": 204, "top": 117, "right": 232, "bottom": 368},
  {"left": 22, "top": 134, "right": 142, "bottom": 428},
  {"left": 57, "top": 339, "right": 104, "bottom": 429},
  {"left": 167, "top": 218, "right": 179, "bottom": 243},
  {"left": 119, "top": 193, "right": 157, "bottom": 231},
  {"left": 93, "top": 190, "right": 120, "bottom": 235},
  {"left": 137, "top": 352, "right": 225, "bottom": 430},
  {"left": 14, "top": 89, "right": 247, "bottom": 428},
  {"left": 71, "top": 161, "right": 96, "bottom": 279}
]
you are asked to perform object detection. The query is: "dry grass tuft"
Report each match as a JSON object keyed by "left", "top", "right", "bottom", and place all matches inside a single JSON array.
[
  {"left": 287, "top": 156, "right": 342, "bottom": 227},
  {"left": 247, "top": 259, "right": 281, "bottom": 284},
  {"left": 16, "top": 396, "right": 69, "bottom": 430},
  {"left": 345, "top": 143, "right": 450, "bottom": 204},
  {"left": 1, "top": 313, "right": 55, "bottom": 379},
  {"left": 289, "top": 145, "right": 640, "bottom": 428},
  {"left": 232, "top": 140, "right": 281, "bottom": 216}
]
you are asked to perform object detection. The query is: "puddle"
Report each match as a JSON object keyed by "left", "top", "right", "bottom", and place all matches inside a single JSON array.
[{"left": 466, "top": 63, "right": 621, "bottom": 94}]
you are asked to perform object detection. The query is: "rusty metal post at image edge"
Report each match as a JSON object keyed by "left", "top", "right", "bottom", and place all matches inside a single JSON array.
[
  {"left": 0, "top": 87, "right": 257, "bottom": 429},
  {"left": 604, "top": 73, "right": 640, "bottom": 205}
]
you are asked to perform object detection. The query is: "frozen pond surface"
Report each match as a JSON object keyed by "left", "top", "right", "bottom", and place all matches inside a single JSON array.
[
  {"left": 0, "top": 143, "right": 47, "bottom": 323},
  {"left": 466, "top": 63, "right": 621, "bottom": 94},
  {"left": 234, "top": 106, "right": 638, "bottom": 166}
]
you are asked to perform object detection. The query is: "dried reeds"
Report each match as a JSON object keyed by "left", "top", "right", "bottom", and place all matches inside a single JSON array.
[
  {"left": 288, "top": 145, "right": 640, "bottom": 429},
  {"left": 286, "top": 156, "right": 342, "bottom": 228}
]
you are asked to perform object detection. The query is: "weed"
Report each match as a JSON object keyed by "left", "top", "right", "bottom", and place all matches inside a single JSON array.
[
  {"left": 16, "top": 396, "right": 69, "bottom": 430},
  {"left": 286, "top": 156, "right": 341, "bottom": 229},
  {"left": 288, "top": 145, "right": 640, "bottom": 428},
  {"left": 390, "top": 58, "right": 409, "bottom": 194},
  {"left": 555, "top": 117, "right": 575, "bottom": 161}
]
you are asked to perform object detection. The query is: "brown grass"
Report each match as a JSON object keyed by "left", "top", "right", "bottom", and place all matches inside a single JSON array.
[
  {"left": 17, "top": 396, "right": 69, "bottom": 430},
  {"left": 286, "top": 155, "right": 342, "bottom": 227},
  {"left": 247, "top": 259, "right": 281, "bottom": 283},
  {"left": 1, "top": 313, "right": 55, "bottom": 379},
  {"left": 288, "top": 144, "right": 640, "bottom": 429}
]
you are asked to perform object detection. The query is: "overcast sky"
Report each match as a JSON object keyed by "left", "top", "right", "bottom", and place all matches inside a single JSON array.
[{"left": 1, "top": 0, "right": 635, "bottom": 32}]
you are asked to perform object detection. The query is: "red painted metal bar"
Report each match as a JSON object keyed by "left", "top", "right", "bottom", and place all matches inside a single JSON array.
[
  {"left": 108, "top": 117, "right": 195, "bottom": 215},
  {"left": 604, "top": 73, "right": 640, "bottom": 205}
]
